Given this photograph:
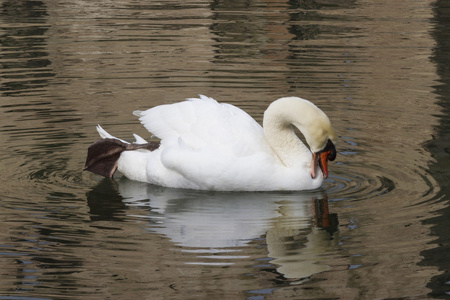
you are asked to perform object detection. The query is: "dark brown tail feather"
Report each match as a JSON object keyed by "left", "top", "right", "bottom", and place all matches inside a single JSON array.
[{"left": 84, "top": 138, "right": 160, "bottom": 178}]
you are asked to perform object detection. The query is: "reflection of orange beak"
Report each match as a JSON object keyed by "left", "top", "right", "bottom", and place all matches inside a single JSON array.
[{"left": 310, "top": 151, "right": 331, "bottom": 179}]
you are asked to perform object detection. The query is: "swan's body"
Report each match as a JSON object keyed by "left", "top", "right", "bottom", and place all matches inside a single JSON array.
[{"left": 84, "top": 95, "right": 337, "bottom": 191}]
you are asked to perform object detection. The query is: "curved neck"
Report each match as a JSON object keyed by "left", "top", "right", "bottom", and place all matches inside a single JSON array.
[
  {"left": 263, "top": 97, "right": 336, "bottom": 156},
  {"left": 263, "top": 115, "right": 312, "bottom": 167}
]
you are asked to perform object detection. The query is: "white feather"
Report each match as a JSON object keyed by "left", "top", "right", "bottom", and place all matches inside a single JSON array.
[
  {"left": 133, "top": 134, "right": 148, "bottom": 144},
  {"left": 96, "top": 125, "right": 129, "bottom": 144}
]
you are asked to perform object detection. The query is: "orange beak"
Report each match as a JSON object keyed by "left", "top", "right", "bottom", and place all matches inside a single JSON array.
[
  {"left": 310, "top": 140, "right": 336, "bottom": 179},
  {"left": 310, "top": 151, "right": 331, "bottom": 179}
]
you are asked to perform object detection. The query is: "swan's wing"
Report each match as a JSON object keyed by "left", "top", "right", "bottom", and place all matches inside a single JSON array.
[{"left": 133, "top": 95, "right": 271, "bottom": 156}]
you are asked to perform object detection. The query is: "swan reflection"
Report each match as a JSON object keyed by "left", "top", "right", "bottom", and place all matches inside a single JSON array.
[{"left": 88, "top": 178, "right": 339, "bottom": 279}]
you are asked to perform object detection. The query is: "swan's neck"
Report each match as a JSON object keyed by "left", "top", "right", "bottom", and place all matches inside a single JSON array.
[{"left": 263, "top": 116, "right": 312, "bottom": 168}]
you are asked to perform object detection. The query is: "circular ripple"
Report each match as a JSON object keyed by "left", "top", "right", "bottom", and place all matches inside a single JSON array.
[
  {"left": 323, "top": 166, "right": 396, "bottom": 202},
  {"left": 27, "top": 166, "right": 89, "bottom": 195}
]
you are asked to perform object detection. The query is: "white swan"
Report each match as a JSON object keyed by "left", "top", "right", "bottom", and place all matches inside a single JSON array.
[{"left": 84, "top": 95, "right": 337, "bottom": 191}]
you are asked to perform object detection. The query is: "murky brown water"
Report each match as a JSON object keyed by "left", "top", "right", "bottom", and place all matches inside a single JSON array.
[{"left": 1, "top": 0, "right": 450, "bottom": 299}]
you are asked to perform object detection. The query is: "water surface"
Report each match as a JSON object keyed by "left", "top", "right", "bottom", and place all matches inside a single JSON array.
[{"left": 1, "top": 0, "right": 450, "bottom": 299}]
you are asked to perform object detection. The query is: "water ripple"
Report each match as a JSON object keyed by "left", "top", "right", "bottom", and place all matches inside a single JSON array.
[{"left": 324, "top": 165, "right": 396, "bottom": 202}]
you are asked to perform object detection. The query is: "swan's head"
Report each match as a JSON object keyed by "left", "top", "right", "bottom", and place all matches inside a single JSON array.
[
  {"left": 264, "top": 97, "right": 337, "bottom": 178},
  {"left": 310, "top": 138, "right": 336, "bottom": 179}
]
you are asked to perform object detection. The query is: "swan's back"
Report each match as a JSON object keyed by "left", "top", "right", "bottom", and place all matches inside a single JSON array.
[{"left": 134, "top": 95, "right": 271, "bottom": 157}]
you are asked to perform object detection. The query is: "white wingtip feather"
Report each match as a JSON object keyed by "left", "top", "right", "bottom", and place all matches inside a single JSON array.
[
  {"left": 96, "top": 124, "right": 112, "bottom": 139},
  {"left": 133, "top": 110, "right": 143, "bottom": 117},
  {"left": 96, "top": 125, "right": 129, "bottom": 144},
  {"left": 186, "top": 94, "right": 218, "bottom": 103},
  {"left": 133, "top": 134, "right": 148, "bottom": 144}
]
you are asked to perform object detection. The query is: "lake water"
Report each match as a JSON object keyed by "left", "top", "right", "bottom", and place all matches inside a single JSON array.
[{"left": 1, "top": 0, "right": 450, "bottom": 299}]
